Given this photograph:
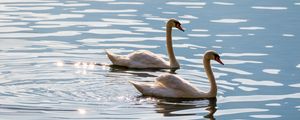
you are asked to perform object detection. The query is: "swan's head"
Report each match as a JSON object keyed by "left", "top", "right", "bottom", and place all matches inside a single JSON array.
[
  {"left": 204, "top": 50, "right": 224, "bottom": 65},
  {"left": 167, "top": 19, "right": 184, "bottom": 32}
]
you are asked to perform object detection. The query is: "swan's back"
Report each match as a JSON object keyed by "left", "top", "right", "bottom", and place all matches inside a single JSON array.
[
  {"left": 130, "top": 73, "right": 204, "bottom": 98},
  {"left": 127, "top": 50, "right": 169, "bottom": 68},
  {"left": 106, "top": 50, "right": 130, "bottom": 66},
  {"left": 156, "top": 74, "right": 201, "bottom": 94}
]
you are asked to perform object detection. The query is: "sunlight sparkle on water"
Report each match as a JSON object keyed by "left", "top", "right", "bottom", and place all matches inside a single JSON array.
[
  {"left": 232, "top": 78, "right": 283, "bottom": 86},
  {"left": 265, "top": 45, "right": 273, "bottom": 48},
  {"left": 251, "top": 6, "right": 287, "bottom": 10},
  {"left": 77, "top": 108, "right": 87, "bottom": 115},
  {"left": 288, "top": 83, "right": 300, "bottom": 88},
  {"left": 262, "top": 69, "right": 280, "bottom": 74},
  {"left": 265, "top": 103, "right": 281, "bottom": 106},
  {"left": 238, "top": 86, "right": 258, "bottom": 91},
  {"left": 210, "top": 19, "right": 247, "bottom": 23},
  {"left": 282, "top": 34, "right": 295, "bottom": 37},
  {"left": 74, "top": 62, "right": 81, "bottom": 68},
  {"left": 88, "top": 62, "right": 96, "bottom": 69},
  {"left": 213, "top": 2, "right": 235, "bottom": 6},
  {"left": 250, "top": 114, "right": 282, "bottom": 118},
  {"left": 215, "top": 40, "right": 223, "bottom": 42},
  {"left": 55, "top": 61, "right": 64, "bottom": 67}
]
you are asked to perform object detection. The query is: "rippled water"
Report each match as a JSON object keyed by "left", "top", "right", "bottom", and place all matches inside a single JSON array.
[{"left": 1, "top": 0, "right": 300, "bottom": 119}]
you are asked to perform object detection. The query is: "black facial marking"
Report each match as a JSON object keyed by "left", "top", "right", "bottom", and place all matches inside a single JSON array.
[
  {"left": 214, "top": 54, "right": 220, "bottom": 60},
  {"left": 174, "top": 21, "right": 181, "bottom": 26}
]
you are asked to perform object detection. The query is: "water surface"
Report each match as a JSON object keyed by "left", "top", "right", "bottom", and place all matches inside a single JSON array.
[{"left": 1, "top": 0, "right": 300, "bottom": 119}]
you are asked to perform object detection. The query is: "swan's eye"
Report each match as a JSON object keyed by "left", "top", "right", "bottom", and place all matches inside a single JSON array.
[
  {"left": 214, "top": 54, "right": 224, "bottom": 65},
  {"left": 214, "top": 54, "right": 220, "bottom": 60},
  {"left": 174, "top": 21, "right": 184, "bottom": 32},
  {"left": 174, "top": 21, "right": 180, "bottom": 26}
]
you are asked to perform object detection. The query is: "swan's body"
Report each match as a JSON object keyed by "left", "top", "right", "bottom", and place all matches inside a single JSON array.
[
  {"left": 107, "top": 50, "right": 170, "bottom": 68},
  {"left": 130, "top": 50, "right": 224, "bottom": 98},
  {"left": 106, "top": 19, "right": 184, "bottom": 69}
]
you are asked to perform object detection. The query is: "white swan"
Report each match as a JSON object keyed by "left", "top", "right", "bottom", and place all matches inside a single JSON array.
[
  {"left": 106, "top": 19, "right": 184, "bottom": 69},
  {"left": 129, "top": 50, "right": 224, "bottom": 98}
]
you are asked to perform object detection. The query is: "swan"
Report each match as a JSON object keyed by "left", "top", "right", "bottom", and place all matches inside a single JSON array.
[
  {"left": 129, "top": 50, "right": 224, "bottom": 98},
  {"left": 106, "top": 19, "right": 184, "bottom": 69}
]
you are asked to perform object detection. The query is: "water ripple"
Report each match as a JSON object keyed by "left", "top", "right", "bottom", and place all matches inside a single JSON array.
[
  {"left": 0, "top": 27, "right": 33, "bottom": 32},
  {"left": 3, "top": 12, "right": 84, "bottom": 21},
  {"left": 265, "top": 103, "right": 281, "bottom": 106},
  {"left": 82, "top": 43, "right": 158, "bottom": 49},
  {"left": 131, "top": 27, "right": 164, "bottom": 33},
  {"left": 232, "top": 78, "right": 283, "bottom": 86},
  {"left": 178, "top": 15, "right": 198, "bottom": 19},
  {"left": 102, "top": 18, "right": 147, "bottom": 25},
  {"left": 262, "top": 69, "right": 280, "bottom": 74},
  {"left": 108, "top": 2, "right": 144, "bottom": 5},
  {"left": 0, "top": 22, "right": 28, "bottom": 26},
  {"left": 282, "top": 34, "right": 295, "bottom": 37},
  {"left": 210, "top": 19, "right": 247, "bottom": 23},
  {"left": 215, "top": 34, "right": 243, "bottom": 37},
  {"left": 188, "top": 34, "right": 211, "bottom": 37},
  {"left": 289, "top": 83, "right": 300, "bottom": 88},
  {"left": 33, "top": 21, "right": 110, "bottom": 28},
  {"left": 215, "top": 108, "right": 268, "bottom": 116},
  {"left": 0, "top": 0, "right": 299, "bottom": 119},
  {"left": 213, "top": 2, "right": 235, "bottom": 6},
  {"left": 166, "top": 2, "right": 206, "bottom": 6},
  {"left": 86, "top": 29, "right": 143, "bottom": 35},
  {"left": 219, "top": 93, "right": 300, "bottom": 103},
  {"left": 251, "top": 6, "right": 288, "bottom": 10},
  {"left": 0, "top": 31, "right": 81, "bottom": 38},
  {"left": 239, "top": 27, "right": 265, "bottom": 30},
  {"left": 215, "top": 67, "right": 253, "bottom": 75},
  {"left": 250, "top": 114, "right": 282, "bottom": 118},
  {"left": 238, "top": 86, "right": 258, "bottom": 91},
  {"left": 221, "top": 53, "right": 268, "bottom": 57},
  {"left": 0, "top": 0, "right": 57, "bottom": 3},
  {"left": 73, "top": 9, "right": 137, "bottom": 13},
  {"left": 216, "top": 59, "right": 262, "bottom": 64},
  {"left": 79, "top": 36, "right": 188, "bottom": 42}
]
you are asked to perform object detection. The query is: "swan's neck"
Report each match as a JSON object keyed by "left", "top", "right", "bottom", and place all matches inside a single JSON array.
[
  {"left": 166, "top": 25, "right": 179, "bottom": 69},
  {"left": 203, "top": 58, "right": 217, "bottom": 97}
]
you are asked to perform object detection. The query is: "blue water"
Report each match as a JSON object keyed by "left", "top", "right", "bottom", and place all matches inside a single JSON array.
[{"left": 0, "top": 0, "right": 300, "bottom": 119}]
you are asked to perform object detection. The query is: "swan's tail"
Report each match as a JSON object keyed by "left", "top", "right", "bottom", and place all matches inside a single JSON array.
[
  {"left": 129, "top": 80, "right": 152, "bottom": 96},
  {"left": 105, "top": 50, "right": 118, "bottom": 64}
]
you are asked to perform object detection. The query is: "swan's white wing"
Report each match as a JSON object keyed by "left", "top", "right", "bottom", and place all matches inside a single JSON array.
[
  {"left": 155, "top": 74, "right": 202, "bottom": 97},
  {"left": 106, "top": 50, "right": 169, "bottom": 68},
  {"left": 129, "top": 80, "right": 153, "bottom": 95},
  {"left": 130, "top": 73, "right": 205, "bottom": 98},
  {"left": 155, "top": 74, "right": 192, "bottom": 89},
  {"left": 128, "top": 50, "right": 169, "bottom": 68},
  {"left": 129, "top": 80, "right": 178, "bottom": 97},
  {"left": 106, "top": 50, "right": 130, "bottom": 66}
]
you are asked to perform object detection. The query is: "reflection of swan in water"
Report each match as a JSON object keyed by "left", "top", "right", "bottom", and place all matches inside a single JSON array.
[
  {"left": 108, "top": 65, "right": 161, "bottom": 77},
  {"left": 108, "top": 63, "right": 179, "bottom": 78},
  {"left": 154, "top": 97, "right": 217, "bottom": 119},
  {"left": 60, "top": 61, "right": 175, "bottom": 78},
  {"left": 106, "top": 19, "right": 184, "bottom": 69},
  {"left": 130, "top": 50, "right": 224, "bottom": 98}
]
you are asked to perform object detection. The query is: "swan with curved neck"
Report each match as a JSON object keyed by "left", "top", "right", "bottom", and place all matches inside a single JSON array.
[
  {"left": 106, "top": 19, "right": 184, "bottom": 69},
  {"left": 129, "top": 50, "right": 224, "bottom": 98}
]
